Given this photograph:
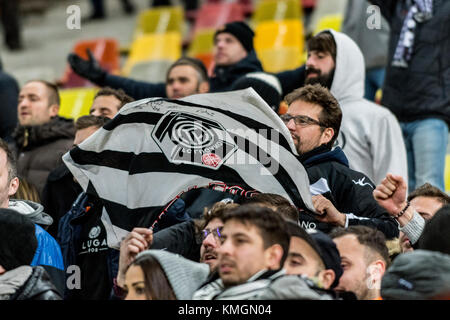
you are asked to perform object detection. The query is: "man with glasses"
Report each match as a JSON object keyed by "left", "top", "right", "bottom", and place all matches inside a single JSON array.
[{"left": 281, "top": 84, "right": 398, "bottom": 240}]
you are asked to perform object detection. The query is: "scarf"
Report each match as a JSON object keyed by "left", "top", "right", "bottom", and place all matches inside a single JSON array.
[{"left": 392, "top": 0, "right": 433, "bottom": 68}]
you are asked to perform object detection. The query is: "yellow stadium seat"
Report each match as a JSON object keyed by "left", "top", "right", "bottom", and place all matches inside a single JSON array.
[
  {"left": 252, "top": 0, "right": 303, "bottom": 26},
  {"left": 314, "top": 14, "right": 343, "bottom": 34},
  {"left": 122, "top": 32, "right": 182, "bottom": 76},
  {"left": 134, "top": 6, "right": 184, "bottom": 38},
  {"left": 187, "top": 29, "right": 215, "bottom": 56},
  {"left": 59, "top": 88, "right": 98, "bottom": 120},
  {"left": 254, "top": 20, "right": 304, "bottom": 73},
  {"left": 445, "top": 154, "right": 450, "bottom": 193}
]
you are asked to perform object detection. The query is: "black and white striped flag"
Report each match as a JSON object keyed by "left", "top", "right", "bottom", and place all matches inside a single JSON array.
[{"left": 63, "top": 88, "right": 315, "bottom": 248}]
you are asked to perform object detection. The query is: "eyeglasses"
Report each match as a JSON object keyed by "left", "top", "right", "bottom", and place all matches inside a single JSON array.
[
  {"left": 200, "top": 227, "right": 223, "bottom": 242},
  {"left": 280, "top": 114, "right": 324, "bottom": 128}
]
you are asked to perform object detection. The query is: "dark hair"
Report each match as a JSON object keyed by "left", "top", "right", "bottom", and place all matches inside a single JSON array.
[
  {"left": 26, "top": 80, "right": 60, "bottom": 106},
  {"left": 242, "top": 193, "right": 299, "bottom": 222},
  {"left": 407, "top": 183, "right": 450, "bottom": 205},
  {"left": 417, "top": 205, "right": 450, "bottom": 255},
  {"left": 285, "top": 220, "right": 323, "bottom": 265},
  {"left": 200, "top": 201, "right": 240, "bottom": 230},
  {"left": 330, "top": 226, "right": 390, "bottom": 267},
  {"left": 75, "top": 115, "right": 110, "bottom": 131},
  {"left": 94, "top": 87, "right": 134, "bottom": 110},
  {"left": 307, "top": 31, "right": 337, "bottom": 62},
  {"left": 221, "top": 204, "right": 290, "bottom": 267},
  {"left": 285, "top": 84, "right": 342, "bottom": 147},
  {"left": 0, "top": 138, "right": 17, "bottom": 182},
  {"left": 166, "top": 57, "right": 209, "bottom": 84},
  {"left": 127, "top": 254, "right": 176, "bottom": 300}
]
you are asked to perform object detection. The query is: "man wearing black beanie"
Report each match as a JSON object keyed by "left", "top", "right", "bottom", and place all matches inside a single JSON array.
[{"left": 67, "top": 21, "right": 263, "bottom": 99}]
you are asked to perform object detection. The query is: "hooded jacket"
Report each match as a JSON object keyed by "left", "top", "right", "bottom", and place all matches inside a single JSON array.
[
  {"left": 326, "top": 29, "right": 408, "bottom": 186},
  {"left": 369, "top": 0, "right": 450, "bottom": 125},
  {"left": 0, "top": 266, "right": 62, "bottom": 300},
  {"left": 8, "top": 199, "right": 65, "bottom": 295},
  {"left": 298, "top": 145, "right": 399, "bottom": 239},
  {"left": 0, "top": 62, "right": 19, "bottom": 143},
  {"left": 12, "top": 116, "right": 75, "bottom": 196}
]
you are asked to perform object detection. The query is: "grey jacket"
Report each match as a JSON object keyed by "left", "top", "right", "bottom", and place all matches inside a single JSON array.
[{"left": 327, "top": 29, "right": 408, "bottom": 186}]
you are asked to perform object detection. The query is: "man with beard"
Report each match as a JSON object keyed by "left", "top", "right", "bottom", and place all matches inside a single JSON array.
[
  {"left": 279, "top": 30, "right": 407, "bottom": 187},
  {"left": 281, "top": 84, "right": 398, "bottom": 239}
]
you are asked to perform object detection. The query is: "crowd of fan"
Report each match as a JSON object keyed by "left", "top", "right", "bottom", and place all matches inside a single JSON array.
[{"left": 0, "top": 0, "right": 449, "bottom": 301}]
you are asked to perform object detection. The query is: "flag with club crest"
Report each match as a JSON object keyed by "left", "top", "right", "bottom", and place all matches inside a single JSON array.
[{"left": 63, "top": 88, "right": 315, "bottom": 249}]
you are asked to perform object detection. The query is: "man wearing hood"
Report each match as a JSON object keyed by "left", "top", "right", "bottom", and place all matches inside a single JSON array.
[
  {"left": 304, "top": 30, "right": 407, "bottom": 187},
  {"left": 67, "top": 21, "right": 263, "bottom": 100},
  {"left": 11, "top": 80, "right": 75, "bottom": 197},
  {"left": 0, "top": 138, "right": 65, "bottom": 295},
  {"left": 281, "top": 84, "right": 398, "bottom": 239}
]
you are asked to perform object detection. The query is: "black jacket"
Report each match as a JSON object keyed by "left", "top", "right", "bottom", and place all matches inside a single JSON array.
[
  {"left": 210, "top": 50, "right": 263, "bottom": 92},
  {"left": 95, "top": 51, "right": 263, "bottom": 100},
  {"left": 0, "top": 68, "right": 19, "bottom": 143},
  {"left": 369, "top": 0, "right": 450, "bottom": 124},
  {"left": 1, "top": 266, "right": 62, "bottom": 300},
  {"left": 298, "top": 145, "right": 399, "bottom": 239}
]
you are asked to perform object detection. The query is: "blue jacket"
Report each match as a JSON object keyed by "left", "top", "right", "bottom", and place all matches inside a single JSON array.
[{"left": 31, "top": 224, "right": 65, "bottom": 295}]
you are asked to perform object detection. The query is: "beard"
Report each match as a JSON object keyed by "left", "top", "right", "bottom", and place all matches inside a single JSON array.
[{"left": 305, "top": 67, "right": 335, "bottom": 89}]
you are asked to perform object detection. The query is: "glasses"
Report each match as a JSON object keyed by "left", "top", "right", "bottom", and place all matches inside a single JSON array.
[
  {"left": 280, "top": 114, "right": 324, "bottom": 128},
  {"left": 200, "top": 227, "right": 223, "bottom": 242}
]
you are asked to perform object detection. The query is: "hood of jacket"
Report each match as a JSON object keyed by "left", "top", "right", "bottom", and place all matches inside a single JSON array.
[
  {"left": 300, "top": 145, "right": 349, "bottom": 168},
  {"left": 322, "top": 29, "right": 365, "bottom": 103},
  {"left": 0, "top": 266, "right": 33, "bottom": 300},
  {"left": 8, "top": 199, "right": 53, "bottom": 226},
  {"left": 211, "top": 50, "right": 263, "bottom": 91},
  {"left": 12, "top": 116, "right": 75, "bottom": 150}
]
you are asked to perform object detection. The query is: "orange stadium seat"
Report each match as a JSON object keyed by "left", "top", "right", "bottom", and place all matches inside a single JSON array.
[{"left": 61, "top": 38, "right": 120, "bottom": 88}]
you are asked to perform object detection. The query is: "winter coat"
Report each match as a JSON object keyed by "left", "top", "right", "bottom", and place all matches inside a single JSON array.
[
  {"left": 0, "top": 69, "right": 19, "bottom": 143},
  {"left": 326, "top": 29, "right": 408, "bottom": 186},
  {"left": 11, "top": 116, "right": 75, "bottom": 196},
  {"left": 193, "top": 269, "right": 334, "bottom": 300},
  {"left": 0, "top": 266, "right": 62, "bottom": 300},
  {"left": 369, "top": 0, "right": 450, "bottom": 124},
  {"left": 41, "top": 163, "right": 82, "bottom": 237},
  {"left": 95, "top": 51, "right": 263, "bottom": 100},
  {"left": 8, "top": 199, "right": 65, "bottom": 295},
  {"left": 298, "top": 145, "right": 399, "bottom": 239}
]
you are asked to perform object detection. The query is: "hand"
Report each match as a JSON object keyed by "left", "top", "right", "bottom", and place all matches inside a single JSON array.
[
  {"left": 312, "top": 195, "right": 346, "bottom": 227},
  {"left": 67, "top": 49, "right": 106, "bottom": 83},
  {"left": 373, "top": 173, "right": 407, "bottom": 216},
  {"left": 117, "top": 227, "right": 153, "bottom": 288}
]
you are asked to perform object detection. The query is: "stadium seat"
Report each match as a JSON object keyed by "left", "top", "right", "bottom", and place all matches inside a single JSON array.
[
  {"left": 252, "top": 0, "right": 303, "bottom": 26},
  {"left": 313, "top": 14, "right": 343, "bottom": 34},
  {"left": 134, "top": 6, "right": 184, "bottom": 37},
  {"left": 128, "top": 60, "right": 174, "bottom": 83},
  {"left": 61, "top": 38, "right": 120, "bottom": 88},
  {"left": 193, "top": 2, "right": 245, "bottom": 33},
  {"left": 59, "top": 87, "right": 98, "bottom": 120},
  {"left": 187, "top": 28, "right": 215, "bottom": 56},
  {"left": 122, "top": 32, "right": 182, "bottom": 76},
  {"left": 254, "top": 20, "right": 304, "bottom": 73},
  {"left": 445, "top": 154, "right": 450, "bottom": 193}
]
